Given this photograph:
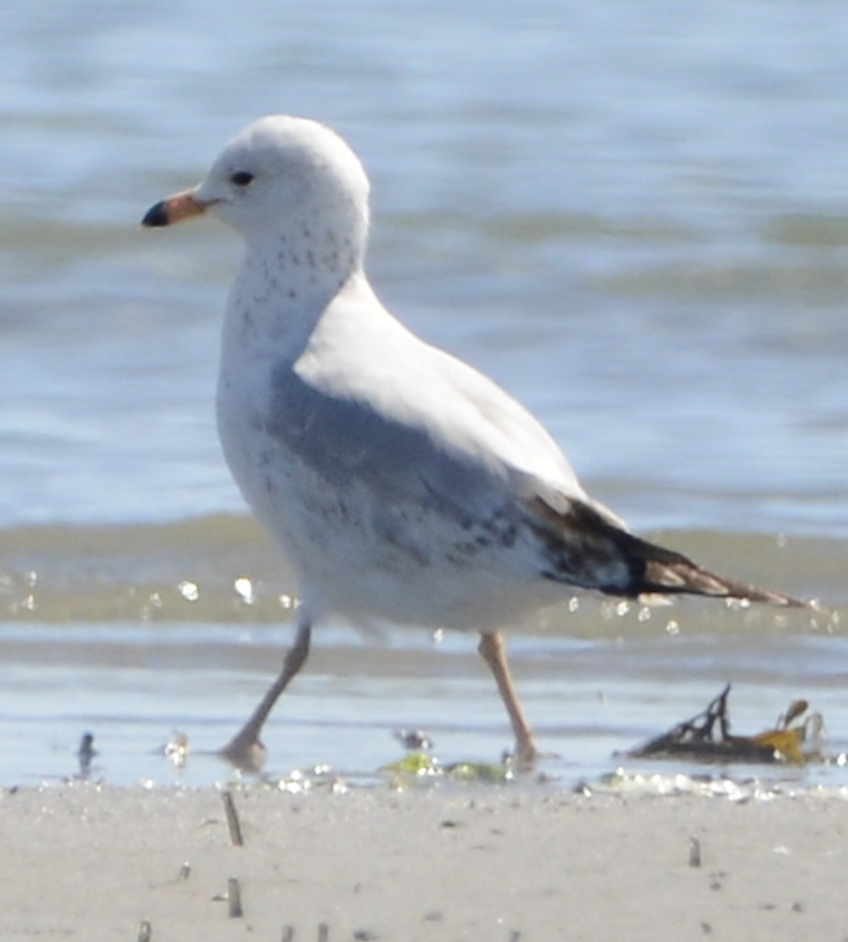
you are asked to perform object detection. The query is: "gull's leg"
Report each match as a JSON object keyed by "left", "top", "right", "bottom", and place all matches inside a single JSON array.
[
  {"left": 220, "top": 612, "right": 312, "bottom": 772},
  {"left": 478, "top": 631, "right": 539, "bottom": 770}
]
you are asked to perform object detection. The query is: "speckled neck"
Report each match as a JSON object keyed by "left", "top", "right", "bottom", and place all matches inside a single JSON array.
[{"left": 224, "top": 219, "right": 362, "bottom": 359}]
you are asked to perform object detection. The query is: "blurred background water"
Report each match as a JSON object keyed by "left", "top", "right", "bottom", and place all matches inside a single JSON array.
[{"left": 1, "top": 0, "right": 847, "bottom": 789}]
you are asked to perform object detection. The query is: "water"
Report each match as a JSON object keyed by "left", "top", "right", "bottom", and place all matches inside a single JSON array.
[{"left": 1, "top": 0, "right": 848, "bottom": 789}]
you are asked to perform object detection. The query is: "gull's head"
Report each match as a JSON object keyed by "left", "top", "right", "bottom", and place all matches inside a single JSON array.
[{"left": 142, "top": 115, "right": 371, "bottom": 262}]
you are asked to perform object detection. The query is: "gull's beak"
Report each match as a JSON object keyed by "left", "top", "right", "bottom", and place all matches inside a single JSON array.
[{"left": 141, "top": 187, "right": 207, "bottom": 227}]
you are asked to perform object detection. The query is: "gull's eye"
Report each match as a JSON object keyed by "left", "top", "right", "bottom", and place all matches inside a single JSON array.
[{"left": 230, "top": 170, "right": 254, "bottom": 187}]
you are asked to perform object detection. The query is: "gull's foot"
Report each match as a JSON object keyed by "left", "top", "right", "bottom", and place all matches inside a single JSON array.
[
  {"left": 220, "top": 732, "right": 267, "bottom": 774},
  {"left": 508, "top": 737, "right": 541, "bottom": 774}
]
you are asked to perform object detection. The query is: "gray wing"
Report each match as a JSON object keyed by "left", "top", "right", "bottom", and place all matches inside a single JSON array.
[
  {"left": 266, "top": 363, "right": 511, "bottom": 525},
  {"left": 264, "top": 360, "right": 806, "bottom": 606}
]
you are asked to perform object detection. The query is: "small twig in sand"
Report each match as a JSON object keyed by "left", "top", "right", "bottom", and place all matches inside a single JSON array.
[
  {"left": 137, "top": 920, "right": 152, "bottom": 942},
  {"left": 227, "top": 877, "right": 244, "bottom": 918},
  {"left": 222, "top": 791, "right": 244, "bottom": 846},
  {"left": 689, "top": 837, "right": 702, "bottom": 868}
]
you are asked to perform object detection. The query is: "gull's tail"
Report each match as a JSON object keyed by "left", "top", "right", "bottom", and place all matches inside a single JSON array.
[
  {"left": 528, "top": 497, "right": 812, "bottom": 609},
  {"left": 619, "top": 530, "right": 808, "bottom": 608}
]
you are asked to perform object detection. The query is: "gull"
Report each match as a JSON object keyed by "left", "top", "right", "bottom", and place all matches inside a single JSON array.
[{"left": 142, "top": 115, "right": 808, "bottom": 771}]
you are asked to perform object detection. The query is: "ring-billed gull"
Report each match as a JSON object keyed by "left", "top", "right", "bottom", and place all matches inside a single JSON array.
[{"left": 142, "top": 115, "right": 807, "bottom": 771}]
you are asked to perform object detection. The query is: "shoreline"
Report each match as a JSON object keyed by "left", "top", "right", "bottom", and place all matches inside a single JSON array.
[{"left": 1, "top": 783, "right": 845, "bottom": 941}]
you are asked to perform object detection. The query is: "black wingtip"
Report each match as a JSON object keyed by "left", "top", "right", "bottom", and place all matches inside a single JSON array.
[{"left": 141, "top": 200, "right": 170, "bottom": 228}]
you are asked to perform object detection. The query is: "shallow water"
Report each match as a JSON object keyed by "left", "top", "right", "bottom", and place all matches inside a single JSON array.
[
  {"left": 0, "top": 520, "right": 845, "bottom": 789},
  {"left": 1, "top": 1, "right": 848, "bottom": 788},
  {"left": 3, "top": 617, "right": 848, "bottom": 790}
]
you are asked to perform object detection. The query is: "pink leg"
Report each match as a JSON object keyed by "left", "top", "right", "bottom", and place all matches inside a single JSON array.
[
  {"left": 478, "top": 631, "right": 539, "bottom": 770},
  {"left": 220, "top": 615, "right": 312, "bottom": 772}
]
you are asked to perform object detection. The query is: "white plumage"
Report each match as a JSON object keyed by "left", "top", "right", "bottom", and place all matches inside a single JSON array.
[{"left": 143, "top": 115, "right": 805, "bottom": 770}]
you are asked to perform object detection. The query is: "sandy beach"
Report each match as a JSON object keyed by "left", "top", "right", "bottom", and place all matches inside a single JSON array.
[{"left": 0, "top": 783, "right": 845, "bottom": 941}]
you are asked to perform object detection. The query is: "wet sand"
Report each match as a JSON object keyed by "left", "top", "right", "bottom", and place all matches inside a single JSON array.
[{"left": 0, "top": 784, "right": 845, "bottom": 941}]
